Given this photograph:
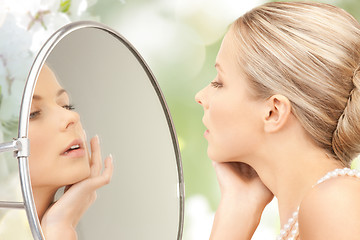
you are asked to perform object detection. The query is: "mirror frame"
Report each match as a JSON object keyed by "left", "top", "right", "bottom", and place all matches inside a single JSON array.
[{"left": 0, "top": 21, "right": 184, "bottom": 240}]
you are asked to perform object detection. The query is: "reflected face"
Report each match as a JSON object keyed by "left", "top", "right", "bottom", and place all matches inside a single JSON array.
[
  {"left": 28, "top": 65, "right": 90, "bottom": 188},
  {"left": 195, "top": 31, "right": 264, "bottom": 163}
]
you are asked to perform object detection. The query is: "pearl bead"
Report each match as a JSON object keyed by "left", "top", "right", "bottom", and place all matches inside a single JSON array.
[{"left": 284, "top": 223, "right": 290, "bottom": 230}]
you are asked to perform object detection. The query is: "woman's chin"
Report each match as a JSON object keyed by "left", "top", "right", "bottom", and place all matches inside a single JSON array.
[
  {"left": 207, "top": 148, "right": 244, "bottom": 163},
  {"left": 207, "top": 149, "right": 227, "bottom": 163}
]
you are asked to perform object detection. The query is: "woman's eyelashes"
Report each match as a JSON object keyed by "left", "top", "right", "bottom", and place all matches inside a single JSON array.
[
  {"left": 29, "top": 111, "right": 41, "bottom": 120},
  {"left": 63, "top": 104, "right": 75, "bottom": 111},
  {"left": 210, "top": 81, "right": 223, "bottom": 88},
  {"left": 29, "top": 104, "right": 75, "bottom": 120}
]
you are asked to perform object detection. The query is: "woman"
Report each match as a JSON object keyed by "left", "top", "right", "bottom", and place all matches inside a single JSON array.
[
  {"left": 28, "top": 64, "right": 113, "bottom": 239},
  {"left": 195, "top": 2, "right": 360, "bottom": 239}
]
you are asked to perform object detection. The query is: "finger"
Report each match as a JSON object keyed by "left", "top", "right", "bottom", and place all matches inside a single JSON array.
[
  {"left": 212, "top": 160, "right": 222, "bottom": 169},
  {"left": 90, "top": 154, "right": 114, "bottom": 189},
  {"left": 90, "top": 135, "right": 102, "bottom": 176},
  {"left": 83, "top": 130, "right": 91, "bottom": 165},
  {"left": 102, "top": 154, "right": 114, "bottom": 182}
]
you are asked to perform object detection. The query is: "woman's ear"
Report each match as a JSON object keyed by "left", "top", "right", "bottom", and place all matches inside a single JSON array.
[{"left": 263, "top": 94, "right": 292, "bottom": 133}]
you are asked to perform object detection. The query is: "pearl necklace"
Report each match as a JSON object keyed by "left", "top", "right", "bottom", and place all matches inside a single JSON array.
[
  {"left": 276, "top": 208, "right": 299, "bottom": 240},
  {"left": 276, "top": 167, "right": 360, "bottom": 240},
  {"left": 316, "top": 167, "right": 360, "bottom": 185}
]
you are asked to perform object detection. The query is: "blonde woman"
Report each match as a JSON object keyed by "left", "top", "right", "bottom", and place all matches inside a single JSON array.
[
  {"left": 28, "top": 64, "right": 113, "bottom": 239},
  {"left": 196, "top": 2, "right": 360, "bottom": 239}
]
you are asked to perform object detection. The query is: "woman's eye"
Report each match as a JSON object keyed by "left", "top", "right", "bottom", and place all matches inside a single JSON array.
[
  {"left": 29, "top": 111, "right": 40, "bottom": 120},
  {"left": 211, "top": 81, "right": 223, "bottom": 88},
  {"left": 63, "top": 104, "right": 75, "bottom": 111}
]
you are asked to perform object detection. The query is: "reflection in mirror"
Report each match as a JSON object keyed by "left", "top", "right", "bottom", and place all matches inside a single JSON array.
[
  {"left": 28, "top": 64, "right": 113, "bottom": 238},
  {"left": 29, "top": 64, "right": 91, "bottom": 220},
  {"left": 26, "top": 22, "right": 184, "bottom": 239}
]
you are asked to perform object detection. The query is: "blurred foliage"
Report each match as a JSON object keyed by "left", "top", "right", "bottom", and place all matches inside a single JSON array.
[
  {"left": 59, "top": 0, "right": 72, "bottom": 13},
  {"left": 337, "top": 0, "right": 360, "bottom": 20}
]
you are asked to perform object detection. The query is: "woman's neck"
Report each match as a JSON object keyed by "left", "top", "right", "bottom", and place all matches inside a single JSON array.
[
  {"left": 249, "top": 123, "right": 344, "bottom": 226},
  {"left": 32, "top": 187, "right": 58, "bottom": 221},
  {"left": 270, "top": 154, "right": 342, "bottom": 226}
]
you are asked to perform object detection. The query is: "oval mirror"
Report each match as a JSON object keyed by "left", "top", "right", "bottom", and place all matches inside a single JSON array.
[{"left": 0, "top": 21, "right": 184, "bottom": 239}]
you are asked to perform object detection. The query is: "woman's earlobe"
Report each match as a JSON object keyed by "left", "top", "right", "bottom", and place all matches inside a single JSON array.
[{"left": 264, "top": 95, "right": 291, "bottom": 133}]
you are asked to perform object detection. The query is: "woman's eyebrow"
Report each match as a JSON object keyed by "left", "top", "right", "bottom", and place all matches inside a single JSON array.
[
  {"left": 32, "top": 95, "right": 42, "bottom": 100},
  {"left": 32, "top": 89, "right": 68, "bottom": 100}
]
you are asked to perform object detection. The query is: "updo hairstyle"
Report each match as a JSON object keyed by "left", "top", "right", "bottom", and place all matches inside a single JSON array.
[{"left": 230, "top": 2, "right": 360, "bottom": 166}]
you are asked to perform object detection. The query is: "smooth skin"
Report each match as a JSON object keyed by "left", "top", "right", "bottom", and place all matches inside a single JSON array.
[
  {"left": 29, "top": 65, "right": 113, "bottom": 239},
  {"left": 41, "top": 136, "right": 113, "bottom": 240},
  {"left": 196, "top": 30, "right": 360, "bottom": 239}
]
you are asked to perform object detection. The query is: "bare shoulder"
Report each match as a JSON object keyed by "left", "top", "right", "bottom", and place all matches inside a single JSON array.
[{"left": 298, "top": 175, "right": 360, "bottom": 240}]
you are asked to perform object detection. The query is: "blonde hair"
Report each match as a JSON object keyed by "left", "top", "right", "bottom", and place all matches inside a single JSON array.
[{"left": 230, "top": 2, "right": 360, "bottom": 166}]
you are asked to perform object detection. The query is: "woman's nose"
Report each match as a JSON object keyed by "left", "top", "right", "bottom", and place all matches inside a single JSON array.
[
  {"left": 195, "top": 86, "right": 208, "bottom": 108},
  {"left": 60, "top": 108, "right": 80, "bottom": 131},
  {"left": 195, "top": 92, "right": 202, "bottom": 105}
]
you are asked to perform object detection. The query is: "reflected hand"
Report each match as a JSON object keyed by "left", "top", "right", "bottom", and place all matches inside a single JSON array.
[
  {"left": 41, "top": 135, "right": 114, "bottom": 240},
  {"left": 210, "top": 161, "right": 273, "bottom": 240}
]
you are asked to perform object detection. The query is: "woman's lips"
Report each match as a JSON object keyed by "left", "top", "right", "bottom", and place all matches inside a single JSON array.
[
  {"left": 62, "top": 148, "right": 85, "bottom": 158},
  {"left": 204, "top": 129, "right": 209, "bottom": 137},
  {"left": 61, "top": 139, "right": 86, "bottom": 158}
]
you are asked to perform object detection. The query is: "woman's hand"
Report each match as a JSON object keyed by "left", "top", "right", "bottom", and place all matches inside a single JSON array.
[
  {"left": 213, "top": 161, "right": 273, "bottom": 206},
  {"left": 210, "top": 161, "right": 273, "bottom": 240},
  {"left": 41, "top": 135, "right": 114, "bottom": 240}
]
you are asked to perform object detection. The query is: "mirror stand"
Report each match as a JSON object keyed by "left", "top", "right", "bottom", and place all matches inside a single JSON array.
[
  {"left": 0, "top": 138, "right": 43, "bottom": 239},
  {"left": 0, "top": 137, "right": 29, "bottom": 208},
  {"left": 0, "top": 138, "right": 29, "bottom": 156}
]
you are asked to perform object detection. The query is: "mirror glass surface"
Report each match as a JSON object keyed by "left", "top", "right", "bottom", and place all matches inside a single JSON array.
[{"left": 31, "top": 24, "right": 183, "bottom": 239}]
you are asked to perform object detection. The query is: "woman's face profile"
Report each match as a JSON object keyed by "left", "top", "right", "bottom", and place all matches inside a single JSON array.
[
  {"left": 195, "top": 31, "right": 265, "bottom": 163},
  {"left": 28, "top": 64, "right": 91, "bottom": 189}
]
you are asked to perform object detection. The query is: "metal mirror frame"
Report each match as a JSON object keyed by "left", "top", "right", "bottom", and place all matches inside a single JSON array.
[{"left": 0, "top": 21, "right": 185, "bottom": 240}]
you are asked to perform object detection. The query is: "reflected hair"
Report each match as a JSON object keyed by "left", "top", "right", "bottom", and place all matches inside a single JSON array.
[{"left": 230, "top": 2, "right": 360, "bottom": 166}]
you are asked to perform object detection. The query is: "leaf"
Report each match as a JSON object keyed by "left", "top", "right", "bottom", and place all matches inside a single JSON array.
[{"left": 59, "top": 0, "right": 71, "bottom": 13}]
